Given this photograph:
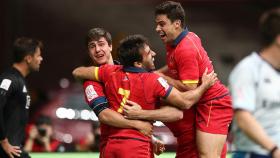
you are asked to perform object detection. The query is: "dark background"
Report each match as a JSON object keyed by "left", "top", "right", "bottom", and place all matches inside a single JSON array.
[
  {"left": 1, "top": 0, "right": 279, "bottom": 91},
  {"left": 1, "top": 0, "right": 280, "bottom": 150}
]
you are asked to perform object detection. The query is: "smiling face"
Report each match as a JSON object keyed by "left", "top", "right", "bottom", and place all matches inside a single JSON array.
[
  {"left": 155, "top": 14, "right": 182, "bottom": 45},
  {"left": 140, "top": 44, "right": 156, "bottom": 71},
  {"left": 88, "top": 37, "right": 113, "bottom": 65}
]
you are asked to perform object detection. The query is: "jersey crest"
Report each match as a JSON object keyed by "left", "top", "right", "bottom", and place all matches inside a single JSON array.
[
  {"left": 0, "top": 79, "right": 12, "bottom": 91},
  {"left": 85, "top": 85, "right": 98, "bottom": 102},
  {"left": 157, "top": 77, "right": 169, "bottom": 91}
]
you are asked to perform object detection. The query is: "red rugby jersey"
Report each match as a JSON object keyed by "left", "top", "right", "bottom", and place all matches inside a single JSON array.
[
  {"left": 164, "top": 30, "right": 229, "bottom": 137},
  {"left": 96, "top": 65, "right": 172, "bottom": 141},
  {"left": 83, "top": 81, "right": 110, "bottom": 145},
  {"left": 166, "top": 31, "right": 229, "bottom": 103}
]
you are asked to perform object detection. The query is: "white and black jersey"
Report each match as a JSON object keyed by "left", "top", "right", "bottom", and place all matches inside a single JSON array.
[
  {"left": 0, "top": 67, "right": 30, "bottom": 157},
  {"left": 229, "top": 52, "right": 280, "bottom": 155}
]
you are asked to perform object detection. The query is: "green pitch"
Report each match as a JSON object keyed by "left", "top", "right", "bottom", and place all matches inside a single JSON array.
[{"left": 30, "top": 152, "right": 231, "bottom": 158}]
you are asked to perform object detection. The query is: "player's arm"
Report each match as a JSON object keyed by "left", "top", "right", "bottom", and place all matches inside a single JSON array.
[
  {"left": 0, "top": 78, "right": 21, "bottom": 157},
  {"left": 124, "top": 101, "right": 183, "bottom": 122},
  {"left": 155, "top": 65, "right": 168, "bottom": 74},
  {"left": 98, "top": 108, "right": 153, "bottom": 136},
  {"left": 72, "top": 66, "right": 99, "bottom": 81},
  {"left": 84, "top": 81, "right": 152, "bottom": 136},
  {"left": 0, "top": 89, "right": 8, "bottom": 143},
  {"left": 154, "top": 65, "right": 197, "bottom": 91},
  {"left": 164, "top": 69, "right": 217, "bottom": 109},
  {"left": 155, "top": 64, "right": 205, "bottom": 92},
  {"left": 157, "top": 73, "right": 197, "bottom": 91},
  {"left": 123, "top": 69, "right": 216, "bottom": 120},
  {"left": 235, "top": 109, "right": 279, "bottom": 156},
  {"left": 167, "top": 45, "right": 202, "bottom": 91}
]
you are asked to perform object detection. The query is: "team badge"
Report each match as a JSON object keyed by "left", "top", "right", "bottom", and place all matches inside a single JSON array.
[
  {"left": 157, "top": 77, "right": 169, "bottom": 91},
  {"left": 85, "top": 85, "right": 98, "bottom": 102},
  {"left": 0, "top": 79, "right": 12, "bottom": 91}
]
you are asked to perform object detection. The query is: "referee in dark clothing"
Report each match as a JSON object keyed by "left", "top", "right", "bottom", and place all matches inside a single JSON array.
[{"left": 0, "top": 37, "right": 43, "bottom": 158}]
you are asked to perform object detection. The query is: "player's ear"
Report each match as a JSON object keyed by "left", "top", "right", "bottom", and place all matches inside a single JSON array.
[
  {"left": 174, "top": 19, "right": 181, "bottom": 29},
  {"left": 109, "top": 44, "right": 113, "bottom": 52},
  {"left": 133, "top": 61, "right": 142, "bottom": 68},
  {"left": 275, "top": 34, "right": 280, "bottom": 46},
  {"left": 24, "top": 55, "right": 33, "bottom": 64}
]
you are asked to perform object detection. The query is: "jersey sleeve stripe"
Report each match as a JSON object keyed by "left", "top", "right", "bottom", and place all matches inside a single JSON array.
[
  {"left": 163, "top": 86, "right": 173, "bottom": 99},
  {"left": 182, "top": 80, "right": 199, "bottom": 84},
  {"left": 89, "top": 96, "right": 108, "bottom": 108},
  {"left": 94, "top": 67, "right": 99, "bottom": 81},
  {"left": 88, "top": 97, "right": 109, "bottom": 116}
]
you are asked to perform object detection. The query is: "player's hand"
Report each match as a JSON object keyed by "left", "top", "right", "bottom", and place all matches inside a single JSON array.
[
  {"left": 134, "top": 120, "right": 153, "bottom": 137},
  {"left": 272, "top": 147, "right": 280, "bottom": 158},
  {"left": 201, "top": 68, "right": 217, "bottom": 88},
  {"left": 0, "top": 138, "right": 21, "bottom": 158},
  {"left": 152, "top": 136, "right": 165, "bottom": 155},
  {"left": 123, "top": 100, "right": 142, "bottom": 119}
]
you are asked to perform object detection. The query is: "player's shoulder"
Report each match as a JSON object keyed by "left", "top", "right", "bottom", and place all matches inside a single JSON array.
[
  {"left": 0, "top": 68, "right": 22, "bottom": 83},
  {"left": 230, "top": 52, "right": 261, "bottom": 79},
  {"left": 1, "top": 67, "right": 16, "bottom": 77},
  {"left": 176, "top": 32, "right": 200, "bottom": 53},
  {"left": 143, "top": 73, "right": 167, "bottom": 86},
  {"left": 187, "top": 32, "right": 200, "bottom": 39},
  {"left": 183, "top": 32, "right": 201, "bottom": 43},
  {"left": 83, "top": 80, "right": 102, "bottom": 87},
  {"left": 141, "top": 73, "right": 170, "bottom": 89},
  {"left": 100, "top": 64, "right": 122, "bottom": 71},
  {"left": 234, "top": 52, "right": 261, "bottom": 71},
  {"left": 0, "top": 68, "right": 20, "bottom": 91},
  {"left": 141, "top": 72, "right": 159, "bottom": 79}
]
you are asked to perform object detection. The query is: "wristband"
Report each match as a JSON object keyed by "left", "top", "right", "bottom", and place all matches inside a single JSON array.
[{"left": 270, "top": 146, "right": 278, "bottom": 156}]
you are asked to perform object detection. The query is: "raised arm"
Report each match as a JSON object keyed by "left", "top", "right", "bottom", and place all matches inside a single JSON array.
[
  {"left": 72, "top": 66, "right": 98, "bottom": 81},
  {"left": 164, "top": 69, "right": 217, "bottom": 109}
]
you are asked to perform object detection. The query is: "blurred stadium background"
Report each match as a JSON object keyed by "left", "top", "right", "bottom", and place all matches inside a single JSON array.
[
  {"left": 29, "top": 152, "right": 233, "bottom": 158},
  {"left": 0, "top": 0, "right": 279, "bottom": 157},
  {"left": 29, "top": 152, "right": 176, "bottom": 158}
]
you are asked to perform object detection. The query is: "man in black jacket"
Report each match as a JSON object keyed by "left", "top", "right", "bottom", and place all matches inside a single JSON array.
[{"left": 0, "top": 37, "right": 43, "bottom": 158}]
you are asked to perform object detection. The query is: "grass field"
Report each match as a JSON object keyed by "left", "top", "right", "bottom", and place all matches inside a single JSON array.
[{"left": 30, "top": 152, "right": 232, "bottom": 158}]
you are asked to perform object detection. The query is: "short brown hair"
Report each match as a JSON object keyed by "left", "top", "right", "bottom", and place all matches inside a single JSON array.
[
  {"left": 85, "top": 28, "right": 112, "bottom": 47},
  {"left": 13, "top": 37, "right": 43, "bottom": 62},
  {"left": 259, "top": 8, "right": 280, "bottom": 47},
  {"left": 155, "top": 1, "right": 186, "bottom": 28},
  {"left": 117, "top": 34, "right": 149, "bottom": 67}
]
